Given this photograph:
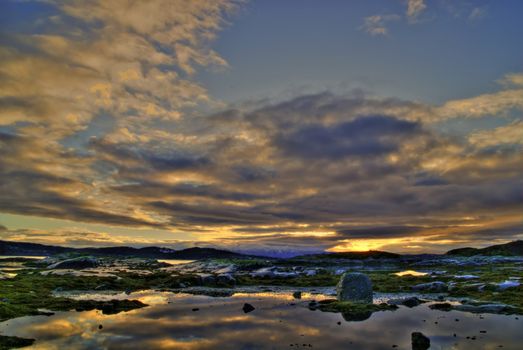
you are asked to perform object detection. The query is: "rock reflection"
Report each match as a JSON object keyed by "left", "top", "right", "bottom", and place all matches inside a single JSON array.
[{"left": 0, "top": 292, "right": 522, "bottom": 349}]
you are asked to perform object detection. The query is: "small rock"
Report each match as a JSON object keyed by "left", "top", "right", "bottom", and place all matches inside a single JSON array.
[
  {"left": 388, "top": 297, "right": 425, "bottom": 308},
  {"left": 293, "top": 291, "right": 302, "bottom": 299},
  {"left": 411, "top": 332, "right": 430, "bottom": 350},
  {"left": 429, "top": 302, "right": 453, "bottom": 311},
  {"left": 242, "top": 303, "right": 255, "bottom": 313}
]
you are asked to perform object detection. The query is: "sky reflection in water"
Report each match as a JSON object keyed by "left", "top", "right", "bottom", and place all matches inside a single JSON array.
[{"left": 0, "top": 291, "right": 522, "bottom": 349}]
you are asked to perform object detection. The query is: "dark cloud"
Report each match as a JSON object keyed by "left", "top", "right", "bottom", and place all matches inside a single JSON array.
[
  {"left": 275, "top": 115, "right": 421, "bottom": 159},
  {"left": 232, "top": 165, "right": 275, "bottom": 182},
  {"left": 337, "top": 226, "right": 422, "bottom": 239},
  {"left": 89, "top": 138, "right": 210, "bottom": 172},
  {"left": 1, "top": 90, "right": 523, "bottom": 251},
  {"left": 112, "top": 181, "right": 263, "bottom": 202},
  {"left": 0, "top": 132, "right": 163, "bottom": 228}
]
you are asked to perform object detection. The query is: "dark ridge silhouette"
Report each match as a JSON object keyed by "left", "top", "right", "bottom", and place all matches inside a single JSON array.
[
  {"left": 292, "top": 250, "right": 401, "bottom": 260},
  {"left": 0, "top": 240, "right": 255, "bottom": 259},
  {"left": 446, "top": 240, "right": 523, "bottom": 256}
]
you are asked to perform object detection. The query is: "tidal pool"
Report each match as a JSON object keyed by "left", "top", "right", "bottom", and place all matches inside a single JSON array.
[
  {"left": 394, "top": 270, "right": 429, "bottom": 277},
  {"left": 0, "top": 291, "right": 521, "bottom": 349},
  {"left": 157, "top": 259, "right": 195, "bottom": 266}
]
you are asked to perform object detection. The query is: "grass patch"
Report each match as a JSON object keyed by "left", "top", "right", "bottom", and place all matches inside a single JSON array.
[{"left": 0, "top": 272, "right": 149, "bottom": 322}]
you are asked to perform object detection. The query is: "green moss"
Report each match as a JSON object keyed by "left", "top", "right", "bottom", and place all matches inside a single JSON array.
[
  {"left": 449, "top": 286, "right": 523, "bottom": 309},
  {"left": 0, "top": 272, "right": 148, "bottom": 321},
  {"left": 0, "top": 335, "right": 35, "bottom": 350}
]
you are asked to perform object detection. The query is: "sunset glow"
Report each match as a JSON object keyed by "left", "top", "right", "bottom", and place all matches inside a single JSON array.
[{"left": 1, "top": 0, "right": 523, "bottom": 257}]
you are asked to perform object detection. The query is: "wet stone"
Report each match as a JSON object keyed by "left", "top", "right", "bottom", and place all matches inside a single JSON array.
[
  {"left": 411, "top": 332, "right": 430, "bottom": 350},
  {"left": 336, "top": 273, "right": 372, "bottom": 303}
]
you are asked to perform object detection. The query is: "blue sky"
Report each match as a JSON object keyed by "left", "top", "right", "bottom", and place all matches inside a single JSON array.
[
  {"left": 0, "top": 0, "right": 522, "bottom": 256},
  {"left": 199, "top": 0, "right": 523, "bottom": 105}
]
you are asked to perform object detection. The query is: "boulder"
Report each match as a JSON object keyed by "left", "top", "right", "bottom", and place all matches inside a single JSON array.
[
  {"left": 198, "top": 273, "right": 216, "bottom": 285},
  {"left": 412, "top": 281, "right": 447, "bottom": 292},
  {"left": 304, "top": 269, "right": 317, "bottom": 276},
  {"left": 251, "top": 267, "right": 276, "bottom": 278},
  {"left": 216, "top": 273, "right": 236, "bottom": 286},
  {"left": 496, "top": 280, "right": 520, "bottom": 291},
  {"left": 411, "top": 332, "right": 430, "bottom": 350},
  {"left": 47, "top": 257, "right": 98, "bottom": 269},
  {"left": 336, "top": 272, "right": 373, "bottom": 303},
  {"left": 214, "top": 265, "right": 236, "bottom": 274}
]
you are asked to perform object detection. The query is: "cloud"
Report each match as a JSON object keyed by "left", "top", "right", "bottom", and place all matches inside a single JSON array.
[
  {"left": 499, "top": 73, "right": 523, "bottom": 87},
  {"left": 436, "top": 89, "right": 523, "bottom": 119},
  {"left": 337, "top": 226, "right": 422, "bottom": 239},
  {"left": 0, "top": 228, "right": 190, "bottom": 249},
  {"left": 0, "top": 0, "right": 236, "bottom": 135},
  {"left": 406, "top": 0, "right": 427, "bottom": 22},
  {"left": 468, "top": 7, "right": 487, "bottom": 21},
  {"left": 275, "top": 115, "right": 421, "bottom": 159},
  {"left": 1, "top": 2, "right": 522, "bottom": 253},
  {"left": 468, "top": 120, "right": 523, "bottom": 148},
  {"left": 360, "top": 14, "right": 401, "bottom": 36}
]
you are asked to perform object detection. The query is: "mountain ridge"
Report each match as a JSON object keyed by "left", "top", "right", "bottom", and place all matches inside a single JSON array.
[
  {"left": 446, "top": 240, "right": 523, "bottom": 256},
  {"left": 0, "top": 240, "right": 256, "bottom": 260}
]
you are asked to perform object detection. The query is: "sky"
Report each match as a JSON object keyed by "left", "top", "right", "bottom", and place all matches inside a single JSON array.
[{"left": 0, "top": 0, "right": 522, "bottom": 257}]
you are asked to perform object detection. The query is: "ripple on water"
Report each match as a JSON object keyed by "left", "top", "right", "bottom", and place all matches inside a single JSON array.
[{"left": 0, "top": 291, "right": 522, "bottom": 350}]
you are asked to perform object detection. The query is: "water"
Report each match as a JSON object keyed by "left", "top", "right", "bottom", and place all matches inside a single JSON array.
[
  {"left": 0, "top": 256, "right": 46, "bottom": 260},
  {"left": 0, "top": 290, "right": 521, "bottom": 349},
  {"left": 0, "top": 256, "right": 44, "bottom": 278},
  {"left": 394, "top": 270, "right": 429, "bottom": 277},
  {"left": 157, "top": 259, "right": 195, "bottom": 265}
]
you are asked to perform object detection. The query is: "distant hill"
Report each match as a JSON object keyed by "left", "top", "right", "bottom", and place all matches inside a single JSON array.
[
  {"left": 293, "top": 250, "right": 401, "bottom": 260},
  {"left": 446, "top": 240, "right": 523, "bottom": 256},
  {"left": 0, "top": 240, "right": 253, "bottom": 260}
]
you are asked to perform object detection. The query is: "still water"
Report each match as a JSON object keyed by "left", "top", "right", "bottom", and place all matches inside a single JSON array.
[
  {"left": 0, "top": 290, "right": 521, "bottom": 349},
  {"left": 157, "top": 259, "right": 195, "bottom": 266}
]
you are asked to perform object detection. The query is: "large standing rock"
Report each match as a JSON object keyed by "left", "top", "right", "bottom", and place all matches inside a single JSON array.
[
  {"left": 411, "top": 332, "right": 430, "bottom": 350},
  {"left": 336, "top": 272, "right": 373, "bottom": 303}
]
